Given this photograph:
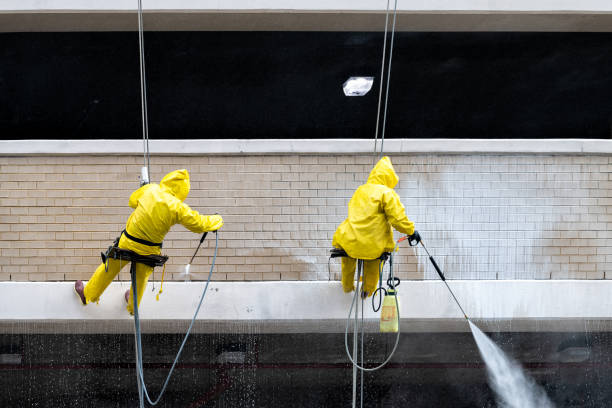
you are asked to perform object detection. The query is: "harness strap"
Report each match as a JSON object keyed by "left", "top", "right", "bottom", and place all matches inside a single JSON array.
[
  {"left": 102, "top": 245, "right": 168, "bottom": 268},
  {"left": 329, "top": 248, "right": 390, "bottom": 261},
  {"left": 122, "top": 229, "right": 163, "bottom": 247}
]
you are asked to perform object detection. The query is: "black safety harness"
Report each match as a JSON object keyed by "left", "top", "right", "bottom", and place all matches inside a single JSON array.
[
  {"left": 100, "top": 231, "right": 168, "bottom": 287},
  {"left": 121, "top": 229, "right": 163, "bottom": 247}
]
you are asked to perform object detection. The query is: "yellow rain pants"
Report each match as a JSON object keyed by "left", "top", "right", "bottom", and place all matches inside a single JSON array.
[
  {"left": 341, "top": 257, "right": 381, "bottom": 296},
  {"left": 83, "top": 235, "right": 159, "bottom": 314},
  {"left": 333, "top": 156, "right": 414, "bottom": 297},
  {"left": 83, "top": 169, "right": 223, "bottom": 313}
]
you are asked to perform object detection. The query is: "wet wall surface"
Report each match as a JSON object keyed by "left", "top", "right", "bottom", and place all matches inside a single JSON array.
[
  {"left": 1, "top": 329, "right": 611, "bottom": 407},
  {"left": 1, "top": 32, "right": 612, "bottom": 140}
]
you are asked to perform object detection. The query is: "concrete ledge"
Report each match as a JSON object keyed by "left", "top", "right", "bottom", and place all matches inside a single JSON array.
[
  {"left": 1, "top": 139, "right": 611, "bottom": 155},
  {"left": 1, "top": 281, "right": 611, "bottom": 333}
]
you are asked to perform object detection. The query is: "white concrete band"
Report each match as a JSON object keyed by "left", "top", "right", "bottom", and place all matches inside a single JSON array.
[
  {"left": 4, "top": 0, "right": 612, "bottom": 12},
  {"left": 2, "top": 281, "right": 612, "bottom": 333},
  {"left": 1, "top": 139, "right": 611, "bottom": 155}
]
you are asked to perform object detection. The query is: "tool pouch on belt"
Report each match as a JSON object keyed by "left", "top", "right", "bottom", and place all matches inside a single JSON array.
[{"left": 101, "top": 236, "right": 121, "bottom": 264}]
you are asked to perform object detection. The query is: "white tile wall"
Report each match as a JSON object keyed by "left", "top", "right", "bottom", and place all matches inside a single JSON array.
[{"left": 0, "top": 153, "right": 610, "bottom": 282}]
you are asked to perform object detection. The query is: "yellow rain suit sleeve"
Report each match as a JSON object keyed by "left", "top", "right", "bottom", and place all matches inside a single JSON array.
[
  {"left": 382, "top": 189, "right": 414, "bottom": 236},
  {"left": 174, "top": 201, "right": 224, "bottom": 233},
  {"left": 332, "top": 156, "right": 414, "bottom": 260}
]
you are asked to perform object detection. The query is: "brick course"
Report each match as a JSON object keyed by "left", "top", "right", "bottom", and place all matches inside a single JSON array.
[{"left": 0, "top": 153, "right": 610, "bottom": 282}]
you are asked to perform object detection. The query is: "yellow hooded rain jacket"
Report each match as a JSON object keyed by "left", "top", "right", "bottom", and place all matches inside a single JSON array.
[
  {"left": 83, "top": 169, "right": 222, "bottom": 311},
  {"left": 332, "top": 156, "right": 414, "bottom": 260}
]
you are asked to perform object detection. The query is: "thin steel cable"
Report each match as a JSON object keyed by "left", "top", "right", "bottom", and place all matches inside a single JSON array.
[
  {"left": 378, "top": 0, "right": 399, "bottom": 160},
  {"left": 372, "top": 0, "right": 391, "bottom": 163},
  {"left": 360, "top": 295, "right": 364, "bottom": 408},
  {"left": 137, "top": 0, "right": 151, "bottom": 175},
  {"left": 352, "top": 260, "right": 360, "bottom": 408}
]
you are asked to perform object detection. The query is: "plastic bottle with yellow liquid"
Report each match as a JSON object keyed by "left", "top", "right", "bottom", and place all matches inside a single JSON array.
[{"left": 379, "top": 289, "right": 399, "bottom": 333}]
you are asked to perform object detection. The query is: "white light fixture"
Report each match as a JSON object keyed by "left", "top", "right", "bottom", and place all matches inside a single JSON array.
[{"left": 343, "top": 76, "right": 374, "bottom": 96}]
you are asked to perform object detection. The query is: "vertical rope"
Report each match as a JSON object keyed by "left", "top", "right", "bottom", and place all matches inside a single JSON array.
[
  {"left": 373, "top": 0, "right": 391, "bottom": 163},
  {"left": 137, "top": 0, "right": 151, "bottom": 175},
  {"left": 352, "top": 261, "right": 362, "bottom": 408},
  {"left": 378, "top": 0, "right": 399, "bottom": 160},
  {"left": 360, "top": 295, "right": 364, "bottom": 408}
]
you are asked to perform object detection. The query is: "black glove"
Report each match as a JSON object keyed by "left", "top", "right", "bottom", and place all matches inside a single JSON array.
[{"left": 407, "top": 230, "right": 421, "bottom": 246}]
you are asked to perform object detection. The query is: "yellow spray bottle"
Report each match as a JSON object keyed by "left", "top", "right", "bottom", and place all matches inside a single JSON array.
[{"left": 380, "top": 288, "right": 399, "bottom": 333}]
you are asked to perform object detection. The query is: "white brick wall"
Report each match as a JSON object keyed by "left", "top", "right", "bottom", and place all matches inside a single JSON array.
[{"left": 0, "top": 153, "right": 610, "bottom": 282}]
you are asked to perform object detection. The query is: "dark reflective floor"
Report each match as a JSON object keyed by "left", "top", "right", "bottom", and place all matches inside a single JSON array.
[{"left": 1, "top": 329, "right": 610, "bottom": 407}]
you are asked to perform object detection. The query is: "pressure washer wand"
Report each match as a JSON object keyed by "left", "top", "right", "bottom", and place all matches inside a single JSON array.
[
  {"left": 419, "top": 242, "right": 469, "bottom": 320},
  {"left": 184, "top": 232, "right": 208, "bottom": 275},
  {"left": 399, "top": 235, "right": 469, "bottom": 320}
]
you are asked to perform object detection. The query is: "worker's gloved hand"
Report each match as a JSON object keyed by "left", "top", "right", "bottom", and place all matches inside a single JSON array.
[
  {"left": 208, "top": 215, "right": 224, "bottom": 231},
  {"left": 407, "top": 230, "right": 421, "bottom": 246}
]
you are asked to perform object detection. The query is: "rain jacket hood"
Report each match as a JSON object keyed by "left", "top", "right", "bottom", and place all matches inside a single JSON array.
[
  {"left": 332, "top": 156, "right": 414, "bottom": 262},
  {"left": 160, "top": 169, "right": 190, "bottom": 202},
  {"left": 367, "top": 156, "right": 399, "bottom": 189}
]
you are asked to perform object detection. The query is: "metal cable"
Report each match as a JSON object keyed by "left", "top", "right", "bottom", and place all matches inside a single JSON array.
[
  {"left": 378, "top": 0, "right": 399, "bottom": 160},
  {"left": 372, "top": 0, "right": 391, "bottom": 163},
  {"left": 360, "top": 295, "right": 364, "bottom": 408},
  {"left": 137, "top": 0, "right": 151, "bottom": 176},
  {"left": 351, "top": 261, "right": 360, "bottom": 408}
]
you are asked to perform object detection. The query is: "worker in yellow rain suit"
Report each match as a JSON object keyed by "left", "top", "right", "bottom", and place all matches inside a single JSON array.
[
  {"left": 74, "top": 169, "right": 223, "bottom": 314},
  {"left": 332, "top": 156, "right": 419, "bottom": 297}
]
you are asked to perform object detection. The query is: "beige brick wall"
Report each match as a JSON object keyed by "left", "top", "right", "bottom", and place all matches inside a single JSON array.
[{"left": 0, "top": 154, "right": 611, "bottom": 282}]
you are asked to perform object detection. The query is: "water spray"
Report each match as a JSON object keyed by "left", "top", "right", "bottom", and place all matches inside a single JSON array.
[
  {"left": 400, "top": 234, "right": 469, "bottom": 320},
  {"left": 399, "top": 236, "right": 554, "bottom": 406}
]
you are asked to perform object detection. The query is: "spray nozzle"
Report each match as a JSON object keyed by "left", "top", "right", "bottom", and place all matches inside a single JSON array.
[{"left": 185, "top": 264, "right": 191, "bottom": 275}]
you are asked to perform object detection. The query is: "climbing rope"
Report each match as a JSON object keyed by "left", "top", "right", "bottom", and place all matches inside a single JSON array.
[
  {"left": 373, "top": 0, "right": 399, "bottom": 162},
  {"left": 372, "top": 0, "right": 391, "bottom": 162},
  {"left": 137, "top": 0, "right": 151, "bottom": 183},
  {"left": 350, "top": 5, "right": 400, "bottom": 399},
  {"left": 132, "top": 231, "right": 219, "bottom": 406}
]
